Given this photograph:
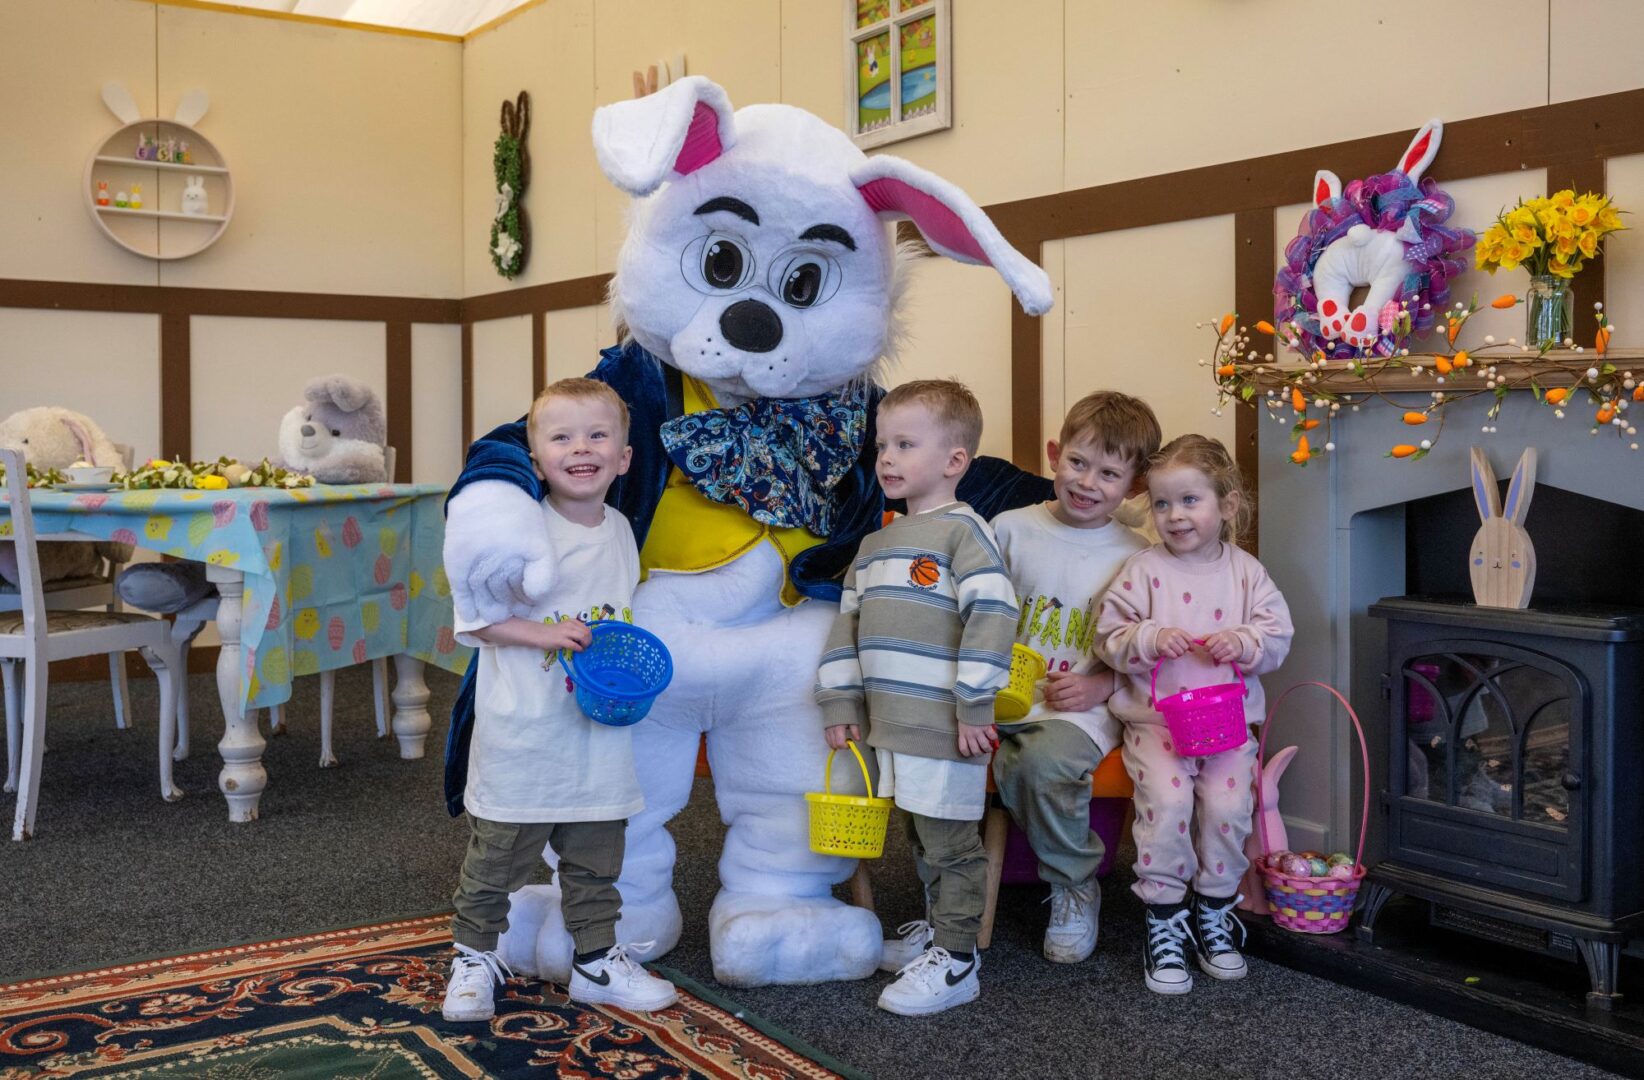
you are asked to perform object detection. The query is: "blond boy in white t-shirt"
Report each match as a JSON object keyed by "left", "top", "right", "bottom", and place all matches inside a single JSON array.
[{"left": 441, "top": 378, "right": 677, "bottom": 1022}]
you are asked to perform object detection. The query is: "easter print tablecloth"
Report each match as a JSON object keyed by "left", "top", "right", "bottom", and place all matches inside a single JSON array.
[{"left": 0, "top": 484, "right": 470, "bottom": 710}]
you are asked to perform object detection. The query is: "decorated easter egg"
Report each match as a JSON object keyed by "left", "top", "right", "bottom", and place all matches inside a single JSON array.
[
  {"left": 1279, "top": 854, "right": 1313, "bottom": 877},
  {"left": 1328, "top": 863, "right": 1357, "bottom": 880},
  {"left": 1307, "top": 857, "right": 1331, "bottom": 877},
  {"left": 1327, "top": 852, "right": 1353, "bottom": 867},
  {"left": 1298, "top": 850, "right": 1323, "bottom": 860}
]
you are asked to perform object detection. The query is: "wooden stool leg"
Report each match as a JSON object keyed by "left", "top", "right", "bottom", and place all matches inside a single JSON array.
[
  {"left": 848, "top": 862, "right": 875, "bottom": 911},
  {"left": 978, "top": 806, "right": 1009, "bottom": 949}
]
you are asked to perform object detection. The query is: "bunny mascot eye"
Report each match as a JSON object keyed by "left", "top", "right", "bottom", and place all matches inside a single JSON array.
[
  {"left": 768, "top": 249, "right": 843, "bottom": 309},
  {"left": 682, "top": 233, "right": 757, "bottom": 293}
]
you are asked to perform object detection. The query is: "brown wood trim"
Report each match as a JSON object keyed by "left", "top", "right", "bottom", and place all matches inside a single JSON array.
[
  {"left": 531, "top": 311, "right": 547, "bottom": 397},
  {"left": 1010, "top": 286, "right": 1043, "bottom": 469},
  {"left": 988, "top": 88, "right": 1644, "bottom": 247},
  {"left": 1233, "top": 208, "right": 1275, "bottom": 556},
  {"left": 160, "top": 312, "right": 190, "bottom": 461},
  {"left": 463, "top": 274, "right": 612, "bottom": 322},
  {"left": 1549, "top": 158, "right": 1608, "bottom": 347},
  {"left": 460, "top": 321, "right": 474, "bottom": 452},
  {"left": 385, "top": 321, "right": 413, "bottom": 482},
  {"left": 0, "top": 278, "right": 461, "bottom": 323}
]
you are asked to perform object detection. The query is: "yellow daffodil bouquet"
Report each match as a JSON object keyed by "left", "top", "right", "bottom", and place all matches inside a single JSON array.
[{"left": 1476, "top": 190, "right": 1624, "bottom": 279}]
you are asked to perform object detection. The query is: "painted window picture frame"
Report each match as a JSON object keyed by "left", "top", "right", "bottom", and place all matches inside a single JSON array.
[{"left": 846, "top": 0, "right": 951, "bottom": 150}]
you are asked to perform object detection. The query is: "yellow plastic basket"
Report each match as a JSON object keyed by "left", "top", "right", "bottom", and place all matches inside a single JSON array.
[
  {"left": 805, "top": 740, "right": 893, "bottom": 858},
  {"left": 994, "top": 643, "right": 1048, "bottom": 722}
]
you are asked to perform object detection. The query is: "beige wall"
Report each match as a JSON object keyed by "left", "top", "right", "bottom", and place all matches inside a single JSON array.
[{"left": 0, "top": 0, "right": 461, "bottom": 479}]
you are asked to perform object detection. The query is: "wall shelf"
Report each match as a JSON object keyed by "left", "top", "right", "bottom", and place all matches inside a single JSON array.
[
  {"left": 1253, "top": 350, "right": 1644, "bottom": 394},
  {"left": 84, "top": 119, "right": 234, "bottom": 261},
  {"left": 95, "top": 205, "right": 227, "bottom": 223},
  {"left": 92, "top": 154, "right": 229, "bottom": 175}
]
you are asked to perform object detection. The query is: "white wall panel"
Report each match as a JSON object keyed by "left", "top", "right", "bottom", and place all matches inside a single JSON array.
[
  {"left": 0, "top": 310, "right": 161, "bottom": 461},
  {"left": 1551, "top": 0, "right": 1644, "bottom": 103},
  {"left": 1598, "top": 153, "right": 1644, "bottom": 353},
  {"left": 545, "top": 306, "right": 604, "bottom": 383},
  {"left": 411, "top": 322, "right": 462, "bottom": 487},
  {"left": 191, "top": 316, "right": 385, "bottom": 463},
  {"left": 1063, "top": 217, "right": 1236, "bottom": 451},
  {"left": 470, "top": 315, "right": 532, "bottom": 437}
]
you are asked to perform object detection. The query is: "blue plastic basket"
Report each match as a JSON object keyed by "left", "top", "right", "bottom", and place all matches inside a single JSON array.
[{"left": 564, "top": 621, "right": 673, "bottom": 726}]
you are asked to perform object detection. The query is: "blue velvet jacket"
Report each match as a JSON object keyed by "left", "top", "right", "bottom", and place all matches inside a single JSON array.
[{"left": 443, "top": 341, "right": 1053, "bottom": 814}]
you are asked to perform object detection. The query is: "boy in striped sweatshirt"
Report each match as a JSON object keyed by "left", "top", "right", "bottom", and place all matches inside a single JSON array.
[{"left": 815, "top": 379, "right": 1019, "bottom": 1017}]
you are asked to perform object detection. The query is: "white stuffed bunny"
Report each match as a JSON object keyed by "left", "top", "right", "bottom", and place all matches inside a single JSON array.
[
  {"left": 180, "top": 176, "right": 209, "bottom": 216},
  {"left": 0, "top": 407, "right": 131, "bottom": 587}
]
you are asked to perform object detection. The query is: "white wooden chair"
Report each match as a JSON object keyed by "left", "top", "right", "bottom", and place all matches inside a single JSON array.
[
  {"left": 173, "top": 446, "right": 397, "bottom": 768},
  {"left": 0, "top": 443, "right": 136, "bottom": 730},
  {"left": 0, "top": 448, "right": 183, "bottom": 840}
]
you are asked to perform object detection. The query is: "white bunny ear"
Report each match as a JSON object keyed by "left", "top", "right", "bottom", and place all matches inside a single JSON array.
[
  {"left": 1470, "top": 447, "right": 1501, "bottom": 522},
  {"left": 592, "top": 75, "right": 735, "bottom": 196},
  {"left": 1504, "top": 448, "right": 1537, "bottom": 525},
  {"left": 101, "top": 82, "right": 141, "bottom": 125},
  {"left": 1312, "top": 170, "right": 1341, "bottom": 208},
  {"left": 851, "top": 155, "right": 1053, "bottom": 316},
  {"left": 1397, "top": 119, "right": 1443, "bottom": 183},
  {"left": 174, "top": 89, "right": 209, "bottom": 127}
]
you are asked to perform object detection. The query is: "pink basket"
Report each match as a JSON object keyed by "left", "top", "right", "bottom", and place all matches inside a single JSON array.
[
  {"left": 1255, "top": 682, "right": 1371, "bottom": 934},
  {"left": 1150, "top": 647, "right": 1249, "bottom": 756}
]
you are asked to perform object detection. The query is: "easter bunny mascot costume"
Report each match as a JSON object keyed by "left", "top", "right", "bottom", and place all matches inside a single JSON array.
[{"left": 442, "top": 77, "right": 1054, "bottom": 987}]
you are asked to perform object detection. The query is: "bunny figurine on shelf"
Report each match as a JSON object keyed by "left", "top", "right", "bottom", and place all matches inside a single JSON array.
[
  {"left": 1239, "top": 744, "right": 1299, "bottom": 915},
  {"left": 1469, "top": 447, "right": 1537, "bottom": 608},
  {"left": 180, "top": 176, "right": 209, "bottom": 216}
]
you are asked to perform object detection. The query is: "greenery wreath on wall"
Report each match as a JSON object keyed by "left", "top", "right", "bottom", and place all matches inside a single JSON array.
[{"left": 490, "top": 91, "right": 530, "bottom": 279}]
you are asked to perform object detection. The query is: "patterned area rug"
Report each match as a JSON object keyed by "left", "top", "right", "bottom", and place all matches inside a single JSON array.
[{"left": 0, "top": 915, "right": 858, "bottom": 1079}]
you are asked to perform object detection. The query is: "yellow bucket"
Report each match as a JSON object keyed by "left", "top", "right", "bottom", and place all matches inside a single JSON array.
[
  {"left": 994, "top": 643, "right": 1048, "bottom": 722},
  {"left": 805, "top": 740, "right": 893, "bottom": 858}
]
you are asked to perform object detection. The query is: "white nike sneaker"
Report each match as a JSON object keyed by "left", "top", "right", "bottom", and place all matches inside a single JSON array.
[
  {"left": 879, "top": 919, "right": 935, "bottom": 972},
  {"left": 1043, "top": 877, "right": 1100, "bottom": 964},
  {"left": 876, "top": 945, "right": 980, "bottom": 1016},
  {"left": 442, "top": 944, "right": 512, "bottom": 1022},
  {"left": 568, "top": 942, "right": 679, "bottom": 1012}
]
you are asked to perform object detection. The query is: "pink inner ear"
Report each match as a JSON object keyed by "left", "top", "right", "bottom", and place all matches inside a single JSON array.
[
  {"left": 674, "top": 102, "right": 723, "bottom": 176},
  {"left": 857, "top": 176, "right": 989, "bottom": 264},
  {"left": 1315, "top": 177, "right": 1332, "bottom": 206},
  {"left": 1402, "top": 130, "right": 1432, "bottom": 174}
]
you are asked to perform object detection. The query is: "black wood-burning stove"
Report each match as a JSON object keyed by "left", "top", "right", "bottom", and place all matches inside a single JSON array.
[{"left": 1364, "top": 597, "right": 1644, "bottom": 1009}]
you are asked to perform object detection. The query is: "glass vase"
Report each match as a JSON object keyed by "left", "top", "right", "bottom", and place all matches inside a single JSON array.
[{"left": 1525, "top": 274, "right": 1575, "bottom": 348}]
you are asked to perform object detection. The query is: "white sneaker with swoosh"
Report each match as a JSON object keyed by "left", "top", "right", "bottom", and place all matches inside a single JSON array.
[
  {"left": 876, "top": 945, "right": 980, "bottom": 1016},
  {"left": 442, "top": 944, "right": 512, "bottom": 1022},
  {"left": 568, "top": 942, "right": 679, "bottom": 1012}
]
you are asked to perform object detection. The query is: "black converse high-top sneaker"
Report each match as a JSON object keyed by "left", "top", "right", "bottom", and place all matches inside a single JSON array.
[
  {"left": 1142, "top": 901, "right": 1193, "bottom": 995},
  {"left": 1192, "top": 893, "right": 1249, "bottom": 980}
]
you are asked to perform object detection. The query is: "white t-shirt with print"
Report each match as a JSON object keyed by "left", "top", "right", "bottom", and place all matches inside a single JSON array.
[
  {"left": 453, "top": 500, "right": 645, "bottom": 824},
  {"left": 991, "top": 502, "right": 1148, "bottom": 756}
]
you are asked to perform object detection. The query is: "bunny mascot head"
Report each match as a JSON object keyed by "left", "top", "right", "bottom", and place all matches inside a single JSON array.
[{"left": 441, "top": 77, "right": 1053, "bottom": 987}]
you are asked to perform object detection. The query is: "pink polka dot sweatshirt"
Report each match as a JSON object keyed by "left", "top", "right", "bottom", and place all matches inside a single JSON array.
[{"left": 1096, "top": 542, "right": 1293, "bottom": 729}]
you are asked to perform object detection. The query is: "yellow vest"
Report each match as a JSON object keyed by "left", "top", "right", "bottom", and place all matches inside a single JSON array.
[{"left": 639, "top": 376, "right": 825, "bottom": 607}]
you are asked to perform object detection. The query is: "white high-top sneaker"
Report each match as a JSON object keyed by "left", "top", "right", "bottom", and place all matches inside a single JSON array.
[
  {"left": 876, "top": 945, "right": 980, "bottom": 1016},
  {"left": 568, "top": 943, "right": 679, "bottom": 1012},
  {"left": 879, "top": 919, "right": 936, "bottom": 972},
  {"left": 442, "top": 944, "right": 512, "bottom": 1022},
  {"left": 1043, "top": 876, "right": 1100, "bottom": 963}
]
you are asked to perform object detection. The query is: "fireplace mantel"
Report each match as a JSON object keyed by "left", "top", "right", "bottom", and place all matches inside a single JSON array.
[{"left": 1255, "top": 382, "right": 1644, "bottom": 855}]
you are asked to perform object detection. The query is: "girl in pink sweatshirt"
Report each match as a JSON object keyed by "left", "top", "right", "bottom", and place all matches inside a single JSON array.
[{"left": 1096, "top": 435, "right": 1292, "bottom": 996}]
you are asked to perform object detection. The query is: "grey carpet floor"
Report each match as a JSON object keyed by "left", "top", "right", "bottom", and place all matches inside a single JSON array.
[{"left": 0, "top": 667, "right": 1621, "bottom": 1080}]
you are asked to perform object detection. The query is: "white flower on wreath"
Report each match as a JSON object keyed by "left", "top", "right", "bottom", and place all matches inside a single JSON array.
[
  {"left": 493, "top": 233, "right": 521, "bottom": 264},
  {"left": 493, "top": 182, "right": 513, "bottom": 221}
]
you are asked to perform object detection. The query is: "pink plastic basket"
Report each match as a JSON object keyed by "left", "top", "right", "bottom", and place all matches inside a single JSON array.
[
  {"left": 1149, "top": 646, "right": 1249, "bottom": 756},
  {"left": 1255, "top": 682, "right": 1371, "bottom": 934}
]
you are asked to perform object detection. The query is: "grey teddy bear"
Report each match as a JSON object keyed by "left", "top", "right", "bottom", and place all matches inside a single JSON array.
[{"left": 119, "top": 375, "right": 390, "bottom": 614}]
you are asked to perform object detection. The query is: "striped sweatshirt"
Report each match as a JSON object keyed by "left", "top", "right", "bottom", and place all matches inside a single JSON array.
[{"left": 815, "top": 502, "right": 1020, "bottom": 762}]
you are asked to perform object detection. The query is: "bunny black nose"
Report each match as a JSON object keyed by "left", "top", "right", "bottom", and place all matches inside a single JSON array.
[
  {"left": 719, "top": 300, "right": 783, "bottom": 353},
  {"left": 301, "top": 424, "right": 316, "bottom": 437}
]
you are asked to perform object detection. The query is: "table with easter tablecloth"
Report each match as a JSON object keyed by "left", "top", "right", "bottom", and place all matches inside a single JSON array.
[{"left": 0, "top": 482, "right": 470, "bottom": 822}]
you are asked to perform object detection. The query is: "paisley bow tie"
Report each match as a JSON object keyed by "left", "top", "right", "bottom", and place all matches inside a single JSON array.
[{"left": 658, "top": 382, "right": 869, "bottom": 537}]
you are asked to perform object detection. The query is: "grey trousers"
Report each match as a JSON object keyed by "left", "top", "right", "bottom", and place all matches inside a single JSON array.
[
  {"left": 450, "top": 816, "right": 625, "bottom": 955},
  {"left": 905, "top": 811, "right": 988, "bottom": 955},
  {"left": 991, "top": 720, "right": 1107, "bottom": 888}
]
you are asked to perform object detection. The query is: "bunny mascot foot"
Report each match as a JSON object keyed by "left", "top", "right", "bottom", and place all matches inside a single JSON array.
[{"left": 445, "top": 76, "right": 1055, "bottom": 987}]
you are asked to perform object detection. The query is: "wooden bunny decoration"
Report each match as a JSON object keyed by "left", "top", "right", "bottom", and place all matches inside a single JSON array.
[{"left": 1469, "top": 447, "right": 1537, "bottom": 608}]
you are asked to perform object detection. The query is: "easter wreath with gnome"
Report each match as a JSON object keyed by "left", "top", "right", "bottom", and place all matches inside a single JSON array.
[{"left": 490, "top": 91, "right": 530, "bottom": 279}]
